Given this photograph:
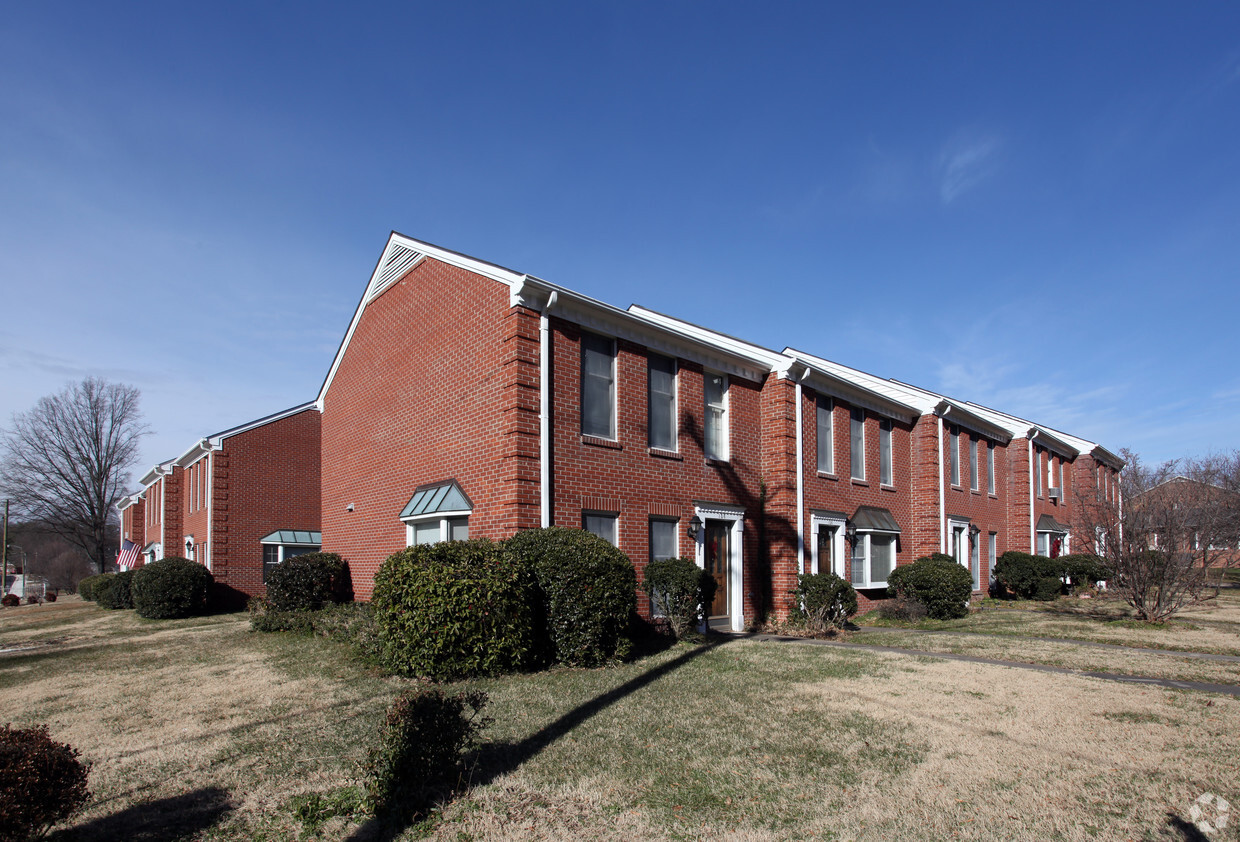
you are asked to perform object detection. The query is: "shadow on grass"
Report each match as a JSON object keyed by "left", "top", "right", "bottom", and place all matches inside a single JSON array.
[
  {"left": 1165, "top": 812, "right": 1211, "bottom": 841},
  {"left": 49, "top": 786, "right": 232, "bottom": 841},
  {"left": 344, "top": 636, "right": 733, "bottom": 842}
]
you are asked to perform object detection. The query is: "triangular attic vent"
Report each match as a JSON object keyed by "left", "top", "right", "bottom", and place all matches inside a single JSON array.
[{"left": 368, "top": 244, "right": 424, "bottom": 302}]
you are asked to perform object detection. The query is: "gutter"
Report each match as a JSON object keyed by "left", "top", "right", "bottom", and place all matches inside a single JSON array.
[{"left": 539, "top": 290, "right": 558, "bottom": 528}]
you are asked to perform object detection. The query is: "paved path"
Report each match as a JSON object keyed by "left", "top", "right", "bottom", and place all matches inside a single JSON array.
[{"left": 734, "top": 633, "right": 1240, "bottom": 697}]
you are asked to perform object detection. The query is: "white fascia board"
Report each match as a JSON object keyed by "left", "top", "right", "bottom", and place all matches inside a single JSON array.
[
  {"left": 962, "top": 401, "right": 1097, "bottom": 459},
  {"left": 513, "top": 290, "right": 778, "bottom": 383},
  {"left": 317, "top": 232, "right": 527, "bottom": 410},
  {"left": 784, "top": 348, "right": 925, "bottom": 421},
  {"left": 139, "top": 461, "right": 175, "bottom": 488},
  {"left": 1091, "top": 445, "right": 1125, "bottom": 470},
  {"left": 1029, "top": 427, "right": 1080, "bottom": 460},
  {"left": 933, "top": 400, "right": 1016, "bottom": 444},
  {"left": 202, "top": 402, "right": 319, "bottom": 450},
  {"left": 631, "top": 305, "right": 787, "bottom": 372}
]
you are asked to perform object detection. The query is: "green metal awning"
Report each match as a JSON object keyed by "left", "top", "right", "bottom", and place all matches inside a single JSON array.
[
  {"left": 399, "top": 480, "right": 473, "bottom": 521},
  {"left": 259, "top": 530, "right": 322, "bottom": 546},
  {"left": 851, "top": 506, "right": 901, "bottom": 533},
  {"left": 142, "top": 541, "right": 160, "bottom": 553},
  {"left": 1036, "top": 514, "right": 1068, "bottom": 533}
]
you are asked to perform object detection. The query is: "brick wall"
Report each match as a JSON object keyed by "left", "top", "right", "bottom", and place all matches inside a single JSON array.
[{"left": 120, "top": 499, "right": 145, "bottom": 546}]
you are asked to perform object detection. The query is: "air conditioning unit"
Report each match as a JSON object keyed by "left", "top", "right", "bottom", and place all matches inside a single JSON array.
[{"left": 1048, "top": 487, "right": 1062, "bottom": 501}]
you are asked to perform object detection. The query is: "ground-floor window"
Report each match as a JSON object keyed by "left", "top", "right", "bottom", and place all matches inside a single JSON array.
[
  {"left": 400, "top": 480, "right": 473, "bottom": 547},
  {"left": 260, "top": 530, "right": 322, "bottom": 582},
  {"left": 850, "top": 532, "right": 895, "bottom": 588},
  {"left": 584, "top": 512, "right": 618, "bottom": 546}
]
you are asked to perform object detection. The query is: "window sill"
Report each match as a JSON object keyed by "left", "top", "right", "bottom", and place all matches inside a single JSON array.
[
  {"left": 880, "top": 484, "right": 897, "bottom": 493},
  {"left": 582, "top": 435, "right": 622, "bottom": 450},
  {"left": 989, "top": 493, "right": 999, "bottom": 500},
  {"left": 648, "top": 447, "right": 682, "bottom": 461},
  {"left": 705, "top": 457, "right": 731, "bottom": 467},
  {"left": 970, "top": 489, "right": 982, "bottom": 496},
  {"left": 817, "top": 471, "right": 838, "bottom": 480},
  {"left": 850, "top": 478, "right": 869, "bottom": 487}
]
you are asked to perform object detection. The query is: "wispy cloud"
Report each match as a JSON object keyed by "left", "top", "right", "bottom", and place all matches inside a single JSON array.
[{"left": 936, "top": 132, "right": 1002, "bottom": 204}]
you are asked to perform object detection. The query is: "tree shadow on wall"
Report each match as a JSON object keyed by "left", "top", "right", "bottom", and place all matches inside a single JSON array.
[{"left": 49, "top": 786, "right": 233, "bottom": 841}]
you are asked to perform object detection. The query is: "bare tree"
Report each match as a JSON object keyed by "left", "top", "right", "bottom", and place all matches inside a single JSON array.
[
  {"left": 0, "top": 378, "right": 148, "bottom": 575},
  {"left": 1081, "top": 449, "right": 1240, "bottom": 621}
]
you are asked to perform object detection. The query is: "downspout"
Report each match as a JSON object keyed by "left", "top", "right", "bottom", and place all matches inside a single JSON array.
[
  {"left": 204, "top": 444, "right": 215, "bottom": 572},
  {"left": 1028, "top": 434, "right": 1037, "bottom": 553},
  {"left": 794, "top": 367, "right": 809, "bottom": 575},
  {"left": 539, "top": 291, "right": 558, "bottom": 528},
  {"left": 937, "top": 414, "right": 946, "bottom": 554}
]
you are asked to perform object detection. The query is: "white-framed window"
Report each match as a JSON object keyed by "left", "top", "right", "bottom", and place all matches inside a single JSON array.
[
  {"left": 850, "top": 408, "right": 865, "bottom": 481},
  {"left": 950, "top": 426, "right": 960, "bottom": 486},
  {"left": 949, "top": 520, "right": 969, "bottom": 569},
  {"left": 260, "top": 530, "right": 322, "bottom": 582},
  {"left": 648, "top": 353, "right": 677, "bottom": 451},
  {"left": 988, "top": 532, "right": 997, "bottom": 584},
  {"left": 811, "top": 512, "right": 847, "bottom": 577},
  {"left": 850, "top": 532, "right": 896, "bottom": 588},
  {"left": 584, "top": 512, "right": 618, "bottom": 546},
  {"left": 649, "top": 518, "right": 677, "bottom": 562},
  {"left": 581, "top": 332, "right": 616, "bottom": 439},
  {"left": 1036, "top": 447, "right": 1043, "bottom": 497},
  {"left": 400, "top": 481, "right": 472, "bottom": 547},
  {"left": 1059, "top": 459, "right": 1065, "bottom": 499},
  {"left": 970, "top": 438, "right": 979, "bottom": 492},
  {"left": 971, "top": 531, "right": 981, "bottom": 591},
  {"left": 704, "top": 371, "right": 729, "bottom": 461},
  {"left": 987, "top": 443, "right": 996, "bottom": 495},
  {"left": 880, "top": 420, "right": 893, "bottom": 486},
  {"left": 816, "top": 396, "right": 834, "bottom": 474}
]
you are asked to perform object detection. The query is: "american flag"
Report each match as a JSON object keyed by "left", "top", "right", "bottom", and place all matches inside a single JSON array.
[{"left": 116, "top": 539, "right": 140, "bottom": 570}]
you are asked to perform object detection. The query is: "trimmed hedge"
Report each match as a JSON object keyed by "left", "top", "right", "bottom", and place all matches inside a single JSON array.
[
  {"left": 792, "top": 572, "right": 858, "bottom": 634},
  {"left": 96, "top": 570, "right": 134, "bottom": 610},
  {"left": 643, "top": 557, "right": 716, "bottom": 639},
  {"left": 505, "top": 527, "right": 637, "bottom": 667},
  {"left": 373, "top": 540, "right": 541, "bottom": 680},
  {"left": 265, "top": 552, "right": 351, "bottom": 612},
  {"left": 886, "top": 554, "right": 972, "bottom": 620},
  {"left": 77, "top": 573, "right": 113, "bottom": 602},
  {"left": 131, "top": 557, "right": 213, "bottom": 619},
  {"left": 0, "top": 723, "right": 91, "bottom": 839},
  {"left": 994, "top": 552, "right": 1108, "bottom": 600}
]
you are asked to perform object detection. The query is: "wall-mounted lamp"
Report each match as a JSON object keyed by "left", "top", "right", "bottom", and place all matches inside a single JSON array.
[
  {"left": 969, "top": 524, "right": 981, "bottom": 540},
  {"left": 845, "top": 523, "right": 857, "bottom": 545},
  {"left": 346, "top": 503, "right": 355, "bottom": 512},
  {"left": 687, "top": 515, "right": 703, "bottom": 540}
]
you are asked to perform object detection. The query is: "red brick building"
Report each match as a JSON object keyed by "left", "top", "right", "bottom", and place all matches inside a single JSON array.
[
  {"left": 317, "top": 233, "right": 1123, "bottom": 626},
  {"left": 124, "top": 404, "right": 321, "bottom": 604}
]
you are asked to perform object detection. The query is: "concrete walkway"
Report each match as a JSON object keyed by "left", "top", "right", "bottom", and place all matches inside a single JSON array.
[{"left": 734, "top": 632, "right": 1240, "bottom": 697}]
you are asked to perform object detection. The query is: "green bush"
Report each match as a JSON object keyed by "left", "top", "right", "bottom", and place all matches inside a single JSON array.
[
  {"left": 1055, "top": 553, "right": 1111, "bottom": 591},
  {"left": 992, "top": 551, "right": 1042, "bottom": 599},
  {"left": 643, "top": 557, "right": 715, "bottom": 639},
  {"left": 505, "top": 527, "right": 637, "bottom": 667},
  {"left": 364, "top": 688, "right": 488, "bottom": 819},
  {"left": 96, "top": 570, "right": 134, "bottom": 610},
  {"left": 247, "top": 599, "right": 314, "bottom": 634},
  {"left": 995, "top": 552, "right": 1104, "bottom": 599},
  {"left": 77, "top": 573, "right": 113, "bottom": 602},
  {"left": 1, "top": 594, "right": 19, "bottom": 608},
  {"left": 264, "top": 552, "right": 350, "bottom": 612},
  {"left": 1033, "top": 576, "right": 1064, "bottom": 601},
  {"left": 313, "top": 602, "right": 384, "bottom": 666},
  {"left": 0, "top": 723, "right": 91, "bottom": 840},
  {"left": 792, "top": 572, "right": 858, "bottom": 634},
  {"left": 886, "top": 554, "right": 972, "bottom": 620},
  {"left": 131, "top": 557, "right": 213, "bottom": 619},
  {"left": 373, "top": 540, "right": 541, "bottom": 680}
]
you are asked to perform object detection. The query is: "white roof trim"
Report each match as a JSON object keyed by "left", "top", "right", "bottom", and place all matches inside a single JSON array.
[
  {"left": 139, "top": 460, "right": 174, "bottom": 488},
  {"left": 784, "top": 349, "right": 923, "bottom": 422},
  {"left": 173, "top": 402, "right": 317, "bottom": 468}
]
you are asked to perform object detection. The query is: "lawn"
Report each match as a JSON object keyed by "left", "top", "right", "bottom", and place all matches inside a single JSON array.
[{"left": 2, "top": 597, "right": 1238, "bottom": 841}]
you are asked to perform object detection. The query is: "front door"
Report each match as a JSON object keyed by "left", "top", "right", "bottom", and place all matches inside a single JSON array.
[{"left": 705, "top": 520, "right": 730, "bottom": 619}]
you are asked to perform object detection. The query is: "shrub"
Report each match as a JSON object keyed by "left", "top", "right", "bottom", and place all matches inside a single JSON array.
[
  {"left": 247, "top": 599, "right": 314, "bottom": 634},
  {"left": 792, "top": 572, "right": 858, "bottom": 634},
  {"left": 44, "top": 593, "right": 56, "bottom": 603},
  {"left": 24, "top": 595, "right": 40, "bottom": 606},
  {"left": 992, "top": 552, "right": 1042, "bottom": 599},
  {"left": 364, "top": 688, "right": 488, "bottom": 819},
  {"left": 643, "top": 557, "right": 715, "bottom": 639},
  {"left": 373, "top": 540, "right": 541, "bottom": 680},
  {"left": 131, "top": 557, "right": 213, "bottom": 619},
  {"left": 264, "top": 552, "right": 351, "bottom": 612},
  {"left": 505, "top": 527, "right": 637, "bottom": 667},
  {"left": 0, "top": 723, "right": 90, "bottom": 840},
  {"left": 96, "top": 570, "right": 134, "bottom": 610},
  {"left": 77, "top": 573, "right": 113, "bottom": 602},
  {"left": 1056, "top": 553, "right": 1111, "bottom": 591},
  {"left": 1, "top": 594, "right": 19, "bottom": 608},
  {"left": 313, "top": 602, "right": 384, "bottom": 665},
  {"left": 1033, "top": 576, "right": 1064, "bottom": 601},
  {"left": 877, "top": 593, "right": 928, "bottom": 623},
  {"left": 887, "top": 554, "right": 972, "bottom": 620}
]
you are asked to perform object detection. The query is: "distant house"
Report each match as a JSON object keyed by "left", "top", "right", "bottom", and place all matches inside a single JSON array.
[{"left": 121, "top": 403, "right": 320, "bottom": 605}]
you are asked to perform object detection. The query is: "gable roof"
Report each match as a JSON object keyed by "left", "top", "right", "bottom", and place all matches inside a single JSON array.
[{"left": 399, "top": 479, "right": 474, "bottom": 521}]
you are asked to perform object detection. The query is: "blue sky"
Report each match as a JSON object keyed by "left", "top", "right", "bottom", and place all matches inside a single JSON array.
[{"left": 2, "top": 1, "right": 1238, "bottom": 481}]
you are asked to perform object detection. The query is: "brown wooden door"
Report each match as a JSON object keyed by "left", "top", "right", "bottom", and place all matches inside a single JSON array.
[{"left": 705, "top": 520, "right": 729, "bottom": 618}]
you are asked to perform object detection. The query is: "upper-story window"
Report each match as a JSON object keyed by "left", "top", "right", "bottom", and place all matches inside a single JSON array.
[
  {"left": 816, "top": 396, "right": 834, "bottom": 474},
  {"left": 970, "top": 438, "right": 979, "bottom": 492},
  {"left": 581, "top": 332, "right": 616, "bottom": 439},
  {"left": 648, "top": 353, "right": 677, "bottom": 451},
  {"left": 850, "top": 408, "right": 865, "bottom": 481},
  {"left": 949, "top": 425, "right": 960, "bottom": 487},
  {"left": 704, "top": 372, "right": 728, "bottom": 460},
  {"left": 987, "top": 442, "right": 996, "bottom": 495},
  {"left": 1036, "top": 446, "right": 1043, "bottom": 497},
  {"left": 880, "top": 420, "right": 893, "bottom": 486}
]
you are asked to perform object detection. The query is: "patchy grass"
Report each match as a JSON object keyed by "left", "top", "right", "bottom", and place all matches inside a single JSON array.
[
  {"left": 858, "top": 589, "right": 1240, "bottom": 656},
  {"left": 2, "top": 598, "right": 1238, "bottom": 840}
]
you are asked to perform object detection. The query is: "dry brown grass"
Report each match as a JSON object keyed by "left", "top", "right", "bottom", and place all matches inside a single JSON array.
[{"left": 3, "top": 597, "right": 1237, "bottom": 841}]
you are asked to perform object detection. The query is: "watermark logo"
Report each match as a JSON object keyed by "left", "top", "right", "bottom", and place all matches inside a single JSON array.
[{"left": 1188, "top": 792, "right": 1230, "bottom": 835}]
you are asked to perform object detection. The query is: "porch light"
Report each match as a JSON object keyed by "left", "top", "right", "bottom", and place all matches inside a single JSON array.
[{"left": 688, "top": 515, "right": 703, "bottom": 540}]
